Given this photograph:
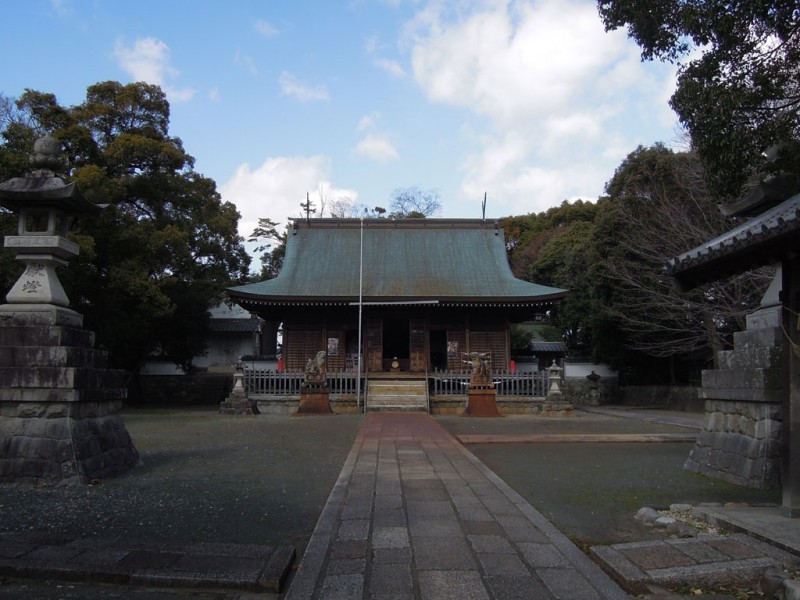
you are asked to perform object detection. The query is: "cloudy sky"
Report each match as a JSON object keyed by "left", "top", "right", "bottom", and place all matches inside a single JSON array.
[{"left": 3, "top": 0, "right": 682, "bottom": 239}]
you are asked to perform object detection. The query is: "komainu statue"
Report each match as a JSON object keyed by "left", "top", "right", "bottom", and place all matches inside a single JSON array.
[
  {"left": 304, "top": 350, "right": 327, "bottom": 385},
  {"left": 464, "top": 351, "right": 491, "bottom": 386}
]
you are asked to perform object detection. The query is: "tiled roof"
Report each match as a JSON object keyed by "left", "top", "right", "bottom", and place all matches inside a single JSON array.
[
  {"left": 229, "top": 219, "right": 566, "bottom": 305},
  {"left": 530, "top": 341, "right": 567, "bottom": 353},
  {"left": 666, "top": 193, "right": 800, "bottom": 290},
  {"left": 209, "top": 318, "right": 261, "bottom": 333}
]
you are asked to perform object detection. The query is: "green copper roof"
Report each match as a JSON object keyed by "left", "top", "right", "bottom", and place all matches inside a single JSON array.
[{"left": 229, "top": 219, "right": 566, "bottom": 304}]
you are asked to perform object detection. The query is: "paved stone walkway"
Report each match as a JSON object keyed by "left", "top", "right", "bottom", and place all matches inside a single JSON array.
[{"left": 285, "top": 412, "right": 628, "bottom": 599}]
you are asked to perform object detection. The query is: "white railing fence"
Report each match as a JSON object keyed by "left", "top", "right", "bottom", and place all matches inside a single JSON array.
[
  {"left": 244, "top": 368, "right": 549, "bottom": 397},
  {"left": 430, "top": 369, "right": 548, "bottom": 397},
  {"left": 243, "top": 370, "right": 361, "bottom": 395}
]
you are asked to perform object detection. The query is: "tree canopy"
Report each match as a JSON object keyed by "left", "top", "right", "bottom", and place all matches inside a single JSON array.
[
  {"left": 598, "top": 0, "right": 800, "bottom": 198},
  {"left": 503, "top": 145, "right": 771, "bottom": 382},
  {"left": 0, "top": 82, "right": 250, "bottom": 371},
  {"left": 388, "top": 187, "right": 441, "bottom": 218}
]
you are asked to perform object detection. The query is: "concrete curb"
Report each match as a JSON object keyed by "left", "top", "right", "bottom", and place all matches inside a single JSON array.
[{"left": 0, "top": 533, "right": 294, "bottom": 593}]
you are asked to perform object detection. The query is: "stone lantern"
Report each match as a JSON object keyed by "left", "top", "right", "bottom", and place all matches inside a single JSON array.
[
  {"left": 543, "top": 360, "right": 573, "bottom": 417},
  {"left": 0, "top": 134, "right": 101, "bottom": 324},
  {"left": 0, "top": 135, "right": 139, "bottom": 484}
]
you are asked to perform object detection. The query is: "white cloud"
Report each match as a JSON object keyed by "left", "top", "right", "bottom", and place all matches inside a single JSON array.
[
  {"left": 255, "top": 19, "right": 279, "bottom": 37},
  {"left": 220, "top": 156, "right": 357, "bottom": 236},
  {"left": 374, "top": 57, "right": 406, "bottom": 78},
  {"left": 353, "top": 112, "right": 399, "bottom": 163},
  {"left": 355, "top": 134, "right": 400, "bottom": 163},
  {"left": 51, "top": 0, "right": 70, "bottom": 17},
  {"left": 113, "top": 37, "right": 196, "bottom": 102},
  {"left": 279, "top": 71, "right": 330, "bottom": 102},
  {"left": 366, "top": 33, "right": 406, "bottom": 78},
  {"left": 235, "top": 49, "right": 259, "bottom": 75},
  {"left": 404, "top": 0, "right": 680, "bottom": 213},
  {"left": 208, "top": 87, "right": 221, "bottom": 102}
]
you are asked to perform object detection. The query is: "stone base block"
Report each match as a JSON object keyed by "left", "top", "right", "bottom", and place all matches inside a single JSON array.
[
  {"left": 0, "top": 304, "right": 83, "bottom": 328},
  {"left": 0, "top": 318, "right": 139, "bottom": 484},
  {"left": 542, "top": 391, "right": 574, "bottom": 417},
  {"left": 219, "top": 393, "right": 260, "bottom": 416},
  {"left": 296, "top": 386, "right": 333, "bottom": 415},
  {"left": 684, "top": 399, "right": 783, "bottom": 489},
  {"left": 0, "top": 400, "right": 140, "bottom": 485},
  {"left": 464, "top": 387, "right": 501, "bottom": 417}
]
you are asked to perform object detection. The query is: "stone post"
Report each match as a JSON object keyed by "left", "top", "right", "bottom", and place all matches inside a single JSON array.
[{"left": 0, "top": 135, "right": 139, "bottom": 484}]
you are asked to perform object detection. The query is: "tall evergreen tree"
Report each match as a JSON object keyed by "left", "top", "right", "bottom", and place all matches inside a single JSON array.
[{"left": 0, "top": 82, "right": 250, "bottom": 371}]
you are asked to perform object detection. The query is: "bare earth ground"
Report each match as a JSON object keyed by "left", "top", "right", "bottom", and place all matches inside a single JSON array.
[{"left": 0, "top": 406, "right": 784, "bottom": 597}]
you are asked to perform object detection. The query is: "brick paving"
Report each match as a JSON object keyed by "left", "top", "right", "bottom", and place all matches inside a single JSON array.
[{"left": 285, "top": 412, "right": 628, "bottom": 599}]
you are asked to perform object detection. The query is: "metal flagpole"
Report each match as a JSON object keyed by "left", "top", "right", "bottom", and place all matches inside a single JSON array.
[{"left": 356, "top": 217, "right": 364, "bottom": 410}]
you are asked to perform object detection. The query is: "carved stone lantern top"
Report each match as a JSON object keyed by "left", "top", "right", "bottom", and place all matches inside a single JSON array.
[
  {"left": 0, "top": 134, "right": 102, "bottom": 218},
  {"left": 0, "top": 135, "right": 103, "bottom": 317}
]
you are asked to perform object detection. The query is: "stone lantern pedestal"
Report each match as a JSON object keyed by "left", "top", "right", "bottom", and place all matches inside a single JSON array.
[
  {"left": 0, "top": 135, "right": 139, "bottom": 484},
  {"left": 463, "top": 352, "right": 501, "bottom": 417}
]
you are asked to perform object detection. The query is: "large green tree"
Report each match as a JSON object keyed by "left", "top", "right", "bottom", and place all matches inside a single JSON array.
[
  {"left": 502, "top": 200, "right": 622, "bottom": 363},
  {"left": 0, "top": 82, "right": 250, "bottom": 371},
  {"left": 598, "top": 0, "right": 800, "bottom": 197}
]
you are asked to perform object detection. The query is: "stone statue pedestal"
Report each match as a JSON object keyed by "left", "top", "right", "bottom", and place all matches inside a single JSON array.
[
  {"left": 464, "top": 385, "right": 501, "bottom": 417},
  {"left": 0, "top": 306, "right": 140, "bottom": 484},
  {"left": 296, "top": 383, "right": 332, "bottom": 415}
]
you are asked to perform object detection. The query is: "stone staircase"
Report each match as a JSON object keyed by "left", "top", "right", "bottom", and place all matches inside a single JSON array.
[{"left": 366, "top": 379, "right": 428, "bottom": 412}]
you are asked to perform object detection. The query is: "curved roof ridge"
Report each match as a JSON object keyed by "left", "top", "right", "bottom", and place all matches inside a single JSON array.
[{"left": 229, "top": 218, "right": 566, "bottom": 303}]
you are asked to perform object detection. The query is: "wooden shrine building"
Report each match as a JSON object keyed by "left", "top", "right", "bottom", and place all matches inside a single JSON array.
[{"left": 228, "top": 219, "right": 566, "bottom": 375}]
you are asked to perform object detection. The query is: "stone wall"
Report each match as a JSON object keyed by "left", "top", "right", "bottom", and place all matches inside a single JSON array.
[
  {"left": 563, "top": 378, "right": 619, "bottom": 406},
  {"left": 253, "top": 395, "right": 547, "bottom": 415},
  {"left": 614, "top": 385, "right": 703, "bottom": 411}
]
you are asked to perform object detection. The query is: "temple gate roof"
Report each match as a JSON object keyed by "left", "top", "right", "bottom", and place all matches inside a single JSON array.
[{"left": 667, "top": 192, "right": 800, "bottom": 290}]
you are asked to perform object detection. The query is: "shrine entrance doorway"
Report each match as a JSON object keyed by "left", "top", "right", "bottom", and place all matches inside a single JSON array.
[
  {"left": 383, "top": 318, "right": 410, "bottom": 371},
  {"left": 430, "top": 330, "right": 447, "bottom": 371}
]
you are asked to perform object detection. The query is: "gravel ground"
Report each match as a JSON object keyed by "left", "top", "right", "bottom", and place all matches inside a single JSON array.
[
  {"left": 0, "top": 408, "right": 363, "bottom": 553},
  {"left": 0, "top": 406, "right": 785, "bottom": 598}
]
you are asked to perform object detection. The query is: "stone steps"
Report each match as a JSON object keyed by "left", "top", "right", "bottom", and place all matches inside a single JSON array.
[{"left": 366, "top": 379, "right": 428, "bottom": 412}]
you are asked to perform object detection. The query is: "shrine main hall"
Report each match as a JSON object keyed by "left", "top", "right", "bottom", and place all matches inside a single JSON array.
[{"left": 228, "top": 218, "right": 566, "bottom": 374}]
